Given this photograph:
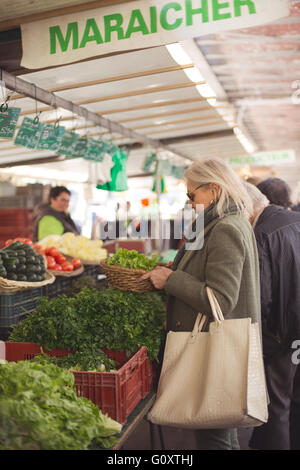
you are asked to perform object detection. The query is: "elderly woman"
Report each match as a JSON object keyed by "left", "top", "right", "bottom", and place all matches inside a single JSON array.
[{"left": 142, "top": 158, "right": 261, "bottom": 450}]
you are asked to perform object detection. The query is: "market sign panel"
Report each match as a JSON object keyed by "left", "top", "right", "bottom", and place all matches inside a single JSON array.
[
  {"left": 228, "top": 150, "right": 296, "bottom": 168},
  {"left": 21, "top": 0, "right": 290, "bottom": 69}
]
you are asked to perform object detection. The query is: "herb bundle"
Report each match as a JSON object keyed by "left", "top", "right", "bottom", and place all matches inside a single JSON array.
[{"left": 9, "top": 287, "right": 166, "bottom": 362}]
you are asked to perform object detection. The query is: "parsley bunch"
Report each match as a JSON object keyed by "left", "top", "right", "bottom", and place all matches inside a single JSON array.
[{"left": 9, "top": 287, "right": 166, "bottom": 361}]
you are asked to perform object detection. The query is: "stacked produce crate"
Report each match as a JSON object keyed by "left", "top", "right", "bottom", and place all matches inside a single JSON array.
[{"left": 0, "top": 209, "right": 34, "bottom": 248}]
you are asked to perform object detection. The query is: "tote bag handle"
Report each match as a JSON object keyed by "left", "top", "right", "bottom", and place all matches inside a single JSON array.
[
  {"left": 206, "top": 286, "right": 225, "bottom": 322},
  {"left": 191, "top": 287, "right": 224, "bottom": 337}
]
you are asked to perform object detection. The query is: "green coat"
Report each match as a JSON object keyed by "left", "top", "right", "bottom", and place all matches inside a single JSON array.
[{"left": 165, "top": 209, "right": 261, "bottom": 332}]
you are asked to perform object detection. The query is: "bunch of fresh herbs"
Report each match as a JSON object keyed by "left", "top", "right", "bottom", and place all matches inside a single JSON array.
[{"left": 9, "top": 287, "right": 166, "bottom": 361}]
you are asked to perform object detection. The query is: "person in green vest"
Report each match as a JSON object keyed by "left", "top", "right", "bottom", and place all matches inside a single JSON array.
[{"left": 33, "top": 186, "right": 80, "bottom": 242}]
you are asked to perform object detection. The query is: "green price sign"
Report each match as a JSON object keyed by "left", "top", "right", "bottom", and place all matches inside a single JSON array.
[
  {"left": 57, "top": 130, "right": 79, "bottom": 156},
  {"left": 14, "top": 117, "right": 44, "bottom": 149},
  {"left": 37, "top": 123, "right": 65, "bottom": 151},
  {"left": 0, "top": 107, "right": 21, "bottom": 139},
  {"left": 71, "top": 136, "right": 88, "bottom": 158},
  {"left": 85, "top": 138, "right": 105, "bottom": 162}
]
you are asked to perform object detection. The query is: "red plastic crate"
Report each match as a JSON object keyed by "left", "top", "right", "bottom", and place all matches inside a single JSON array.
[{"left": 1, "top": 342, "right": 151, "bottom": 425}]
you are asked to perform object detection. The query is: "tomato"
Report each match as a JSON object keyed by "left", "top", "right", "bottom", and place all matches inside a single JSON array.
[
  {"left": 33, "top": 244, "right": 43, "bottom": 251},
  {"left": 61, "top": 262, "right": 74, "bottom": 272},
  {"left": 46, "top": 256, "right": 56, "bottom": 269},
  {"left": 5, "top": 239, "right": 13, "bottom": 246},
  {"left": 14, "top": 237, "right": 25, "bottom": 242},
  {"left": 72, "top": 258, "right": 81, "bottom": 269},
  {"left": 55, "top": 254, "right": 67, "bottom": 265},
  {"left": 53, "top": 264, "right": 63, "bottom": 271},
  {"left": 45, "top": 246, "right": 60, "bottom": 257},
  {"left": 23, "top": 239, "right": 33, "bottom": 246}
]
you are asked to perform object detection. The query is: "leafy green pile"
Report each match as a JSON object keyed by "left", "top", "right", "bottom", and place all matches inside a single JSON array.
[
  {"left": 35, "top": 344, "right": 118, "bottom": 372},
  {"left": 107, "top": 248, "right": 159, "bottom": 271},
  {"left": 0, "top": 360, "right": 122, "bottom": 450},
  {"left": 9, "top": 287, "right": 166, "bottom": 361}
]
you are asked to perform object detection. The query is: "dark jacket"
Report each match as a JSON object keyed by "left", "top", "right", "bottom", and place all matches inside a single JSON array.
[
  {"left": 165, "top": 202, "right": 261, "bottom": 332},
  {"left": 254, "top": 204, "right": 300, "bottom": 358}
]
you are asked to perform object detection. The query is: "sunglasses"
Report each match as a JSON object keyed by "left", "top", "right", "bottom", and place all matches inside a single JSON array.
[{"left": 186, "top": 183, "right": 207, "bottom": 202}]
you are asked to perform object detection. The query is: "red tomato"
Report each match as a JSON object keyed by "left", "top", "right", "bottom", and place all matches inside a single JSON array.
[
  {"left": 46, "top": 256, "right": 56, "bottom": 269},
  {"left": 45, "top": 246, "right": 60, "bottom": 257},
  {"left": 33, "top": 244, "right": 43, "bottom": 251},
  {"left": 23, "top": 239, "right": 33, "bottom": 246},
  {"left": 53, "top": 264, "right": 63, "bottom": 271},
  {"left": 72, "top": 258, "right": 81, "bottom": 269},
  {"left": 5, "top": 239, "right": 13, "bottom": 246},
  {"left": 61, "top": 262, "right": 74, "bottom": 272},
  {"left": 14, "top": 237, "right": 25, "bottom": 242},
  {"left": 55, "top": 254, "right": 67, "bottom": 265}
]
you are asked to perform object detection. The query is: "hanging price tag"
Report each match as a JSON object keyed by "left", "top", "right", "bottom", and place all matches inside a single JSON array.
[
  {"left": 85, "top": 138, "right": 105, "bottom": 162},
  {"left": 57, "top": 130, "right": 79, "bottom": 156},
  {"left": 14, "top": 116, "right": 44, "bottom": 149},
  {"left": 37, "top": 123, "right": 65, "bottom": 150},
  {"left": 0, "top": 106, "right": 21, "bottom": 139},
  {"left": 171, "top": 165, "right": 186, "bottom": 180},
  {"left": 142, "top": 152, "right": 156, "bottom": 172},
  {"left": 71, "top": 136, "right": 88, "bottom": 158}
]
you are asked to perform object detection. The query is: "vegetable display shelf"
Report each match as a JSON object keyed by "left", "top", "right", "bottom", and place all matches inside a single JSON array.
[{"left": 2, "top": 342, "right": 153, "bottom": 426}]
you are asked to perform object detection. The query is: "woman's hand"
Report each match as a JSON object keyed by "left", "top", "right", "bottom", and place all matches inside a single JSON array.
[{"left": 140, "top": 266, "right": 173, "bottom": 290}]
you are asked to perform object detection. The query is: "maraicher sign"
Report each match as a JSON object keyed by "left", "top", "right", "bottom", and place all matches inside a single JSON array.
[{"left": 21, "top": 0, "right": 290, "bottom": 69}]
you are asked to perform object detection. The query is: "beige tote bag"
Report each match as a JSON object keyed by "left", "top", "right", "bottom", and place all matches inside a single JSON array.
[{"left": 148, "top": 287, "right": 268, "bottom": 429}]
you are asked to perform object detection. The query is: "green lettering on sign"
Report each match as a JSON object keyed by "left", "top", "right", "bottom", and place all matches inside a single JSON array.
[
  {"left": 79, "top": 18, "right": 103, "bottom": 48},
  {"left": 234, "top": 0, "right": 256, "bottom": 17},
  {"left": 150, "top": 6, "right": 158, "bottom": 33},
  {"left": 125, "top": 9, "right": 150, "bottom": 38},
  {"left": 185, "top": 0, "right": 209, "bottom": 25},
  {"left": 160, "top": 2, "right": 183, "bottom": 31},
  {"left": 50, "top": 22, "right": 78, "bottom": 54},
  {"left": 212, "top": 0, "right": 231, "bottom": 21},
  {"left": 104, "top": 14, "right": 125, "bottom": 43}
]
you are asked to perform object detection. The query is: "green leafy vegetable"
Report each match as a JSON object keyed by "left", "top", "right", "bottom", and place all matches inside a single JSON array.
[
  {"left": 34, "top": 344, "right": 118, "bottom": 372},
  {"left": 9, "top": 287, "right": 166, "bottom": 361},
  {"left": 0, "top": 360, "right": 122, "bottom": 450},
  {"left": 107, "top": 248, "right": 159, "bottom": 271}
]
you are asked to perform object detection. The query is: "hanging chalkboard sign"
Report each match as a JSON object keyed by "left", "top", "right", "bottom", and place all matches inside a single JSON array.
[
  {"left": 37, "top": 123, "right": 65, "bottom": 151},
  {"left": 14, "top": 116, "right": 44, "bottom": 149},
  {"left": 0, "top": 106, "right": 21, "bottom": 139}
]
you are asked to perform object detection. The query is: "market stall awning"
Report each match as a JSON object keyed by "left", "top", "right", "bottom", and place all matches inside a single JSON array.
[{"left": 0, "top": 0, "right": 298, "bottom": 187}]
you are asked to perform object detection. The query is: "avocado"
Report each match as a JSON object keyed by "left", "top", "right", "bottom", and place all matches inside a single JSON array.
[
  {"left": 27, "top": 273, "right": 38, "bottom": 282},
  {"left": 17, "top": 274, "right": 27, "bottom": 282},
  {"left": 7, "top": 273, "right": 18, "bottom": 281},
  {"left": 17, "top": 264, "right": 27, "bottom": 273}
]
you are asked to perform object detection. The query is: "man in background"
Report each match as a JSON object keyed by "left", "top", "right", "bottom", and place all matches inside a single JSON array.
[
  {"left": 245, "top": 181, "right": 300, "bottom": 450},
  {"left": 33, "top": 186, "right": 80, "bottom": 241}
]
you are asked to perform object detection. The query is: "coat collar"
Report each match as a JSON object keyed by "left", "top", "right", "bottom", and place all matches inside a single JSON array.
[{"left": 173, "top": 199, "right": 240, "bottom": 272}]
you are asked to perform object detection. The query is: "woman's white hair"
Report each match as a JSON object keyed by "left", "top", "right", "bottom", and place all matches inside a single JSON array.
[
  {"left": 243, "top": 181, "right": 269, "bottom": 214},
  {"left": 184, "top": 158, "right": 254, "bottom": 218}
]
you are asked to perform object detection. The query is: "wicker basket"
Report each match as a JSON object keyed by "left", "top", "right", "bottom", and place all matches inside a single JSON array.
[
  {"left": 99, "top": 260, "right": 155, "bottom": 293},
  {"left": 47, "top": 264, "right": 84, "bottom": 278},
  {"left": 0, "top": 271, "right": 55, "bottom": 293}
]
